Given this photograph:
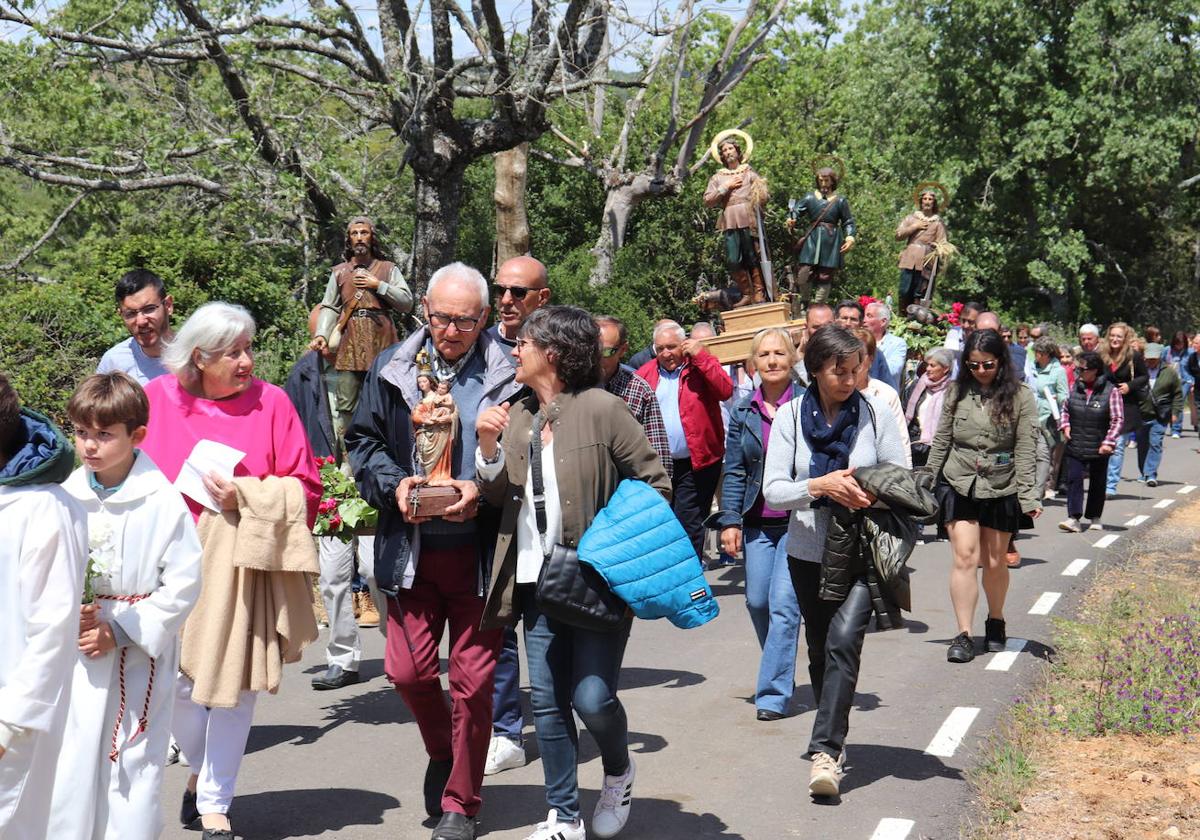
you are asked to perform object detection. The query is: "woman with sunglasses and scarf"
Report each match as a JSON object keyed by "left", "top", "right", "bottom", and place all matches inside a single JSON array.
[
  {"left": 763, "top": 325, "right": 908, "bottom": 798},
  {"left": 926, "top": 329, "right": 1040, "bottom": 665}
]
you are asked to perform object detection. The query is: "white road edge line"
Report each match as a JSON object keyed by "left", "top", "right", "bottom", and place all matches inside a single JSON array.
[
  {"left": 1155, "top": 498, "right": 1176, "bottom": 509},
  {"left": 1093, "top": 533, "right": 1120, "bottom": 549},
  {"left": 1062, "top": 558, "right": 1091, "bottom": 577},
  {"left": 1029, "top": 592, "right": 1062, "bottom": 615},
  {"left": 924, "top": 707, "right": 980, "bottom": 758},
  {"left": 985, "top": 638, "right": 1028, "bottom": 671},
  {"left": 870, "top": 818, "right": 916, "bottom": 840},
  {"left": 1180, "top": 485, "right": 1196, "bottom": 495},
  {"left": 1124, "top": 514, "right": 1149, "bottom": 527}
]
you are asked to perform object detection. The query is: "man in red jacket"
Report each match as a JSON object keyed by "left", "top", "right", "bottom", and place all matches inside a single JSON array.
[{"left": 637, "top": 320, "right": 733, "bottom": 558}]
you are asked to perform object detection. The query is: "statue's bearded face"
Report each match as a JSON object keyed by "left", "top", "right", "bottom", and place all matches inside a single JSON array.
[
  {"left": 920, "top": 192, "right": 937, "bottom": 213},
  {"left": 347, "top": 223, "right": 374, "bottom": 255},
  {"left": 719, "top": 142, "right": 741, "bottom": 167}
]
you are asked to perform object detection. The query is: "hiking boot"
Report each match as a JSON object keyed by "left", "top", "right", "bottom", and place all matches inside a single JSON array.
[
  {"left": 947, "top": 632, "right": 974, "bottom": 663},
  {"left": 808, "top": 751, "right": 844, "bottom": 797},
  {"left": 355, "top": 591, "right": 380, "bottom": 628},
  {"left": 1058, "top": 517, "right": 1082, "bottom": 533},
  {"left": 984, "top": 618, "right": 1007, "bottom": 653}
]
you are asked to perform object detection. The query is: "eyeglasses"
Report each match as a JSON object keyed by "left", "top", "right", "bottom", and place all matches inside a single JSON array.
[
  {"left": 494, "top": 284, "right": 542, "bottom": 301},
  {"left": 965, "top": 360, "right": 998, "bottom": 371},
  {"left": 600, "top": 346, "right": 622, "bottom": 359},
  {"left": 428, "top": 312, "right": 481, "bottom": 332},
  {"left": 119, "top": 302, "right": 163, "bottom": 321}
]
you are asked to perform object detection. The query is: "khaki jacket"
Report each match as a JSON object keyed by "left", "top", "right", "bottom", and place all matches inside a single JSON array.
[
  {"left": 925, "top": 385, "right": 1041, "bottom": 513},
  {"left": 479, "top": 387, "right": 671, "bottom": 629}
]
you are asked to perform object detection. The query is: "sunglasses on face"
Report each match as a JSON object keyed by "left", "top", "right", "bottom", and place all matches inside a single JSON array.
[
  {"left": 966, "top": 360, "right": 998, "bottom": 371},
  {"left": 494, "top": 284, "right": 540, "bottom": 301}
]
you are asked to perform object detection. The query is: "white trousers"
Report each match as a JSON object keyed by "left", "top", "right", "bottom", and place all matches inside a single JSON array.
[
  {"left": 171, "top": 677, "right": 257, "bottom": 815},
  {"left": 318, "top": 535, "right": 383, "bottom": 670}
]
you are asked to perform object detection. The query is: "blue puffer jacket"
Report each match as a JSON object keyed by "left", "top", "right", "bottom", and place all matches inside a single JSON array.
[{"left": 578, "top": 479, "right": 719, "bottom": 629}]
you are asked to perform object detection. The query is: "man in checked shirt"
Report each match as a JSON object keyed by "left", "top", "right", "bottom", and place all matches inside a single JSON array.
[{"left": 596, "top": 315, "right": 674, "bottom": 481}]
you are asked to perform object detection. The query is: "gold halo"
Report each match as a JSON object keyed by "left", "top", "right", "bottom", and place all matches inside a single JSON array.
[
  {"left": 710, "top": 129, "right": 753, "bottom": 167},
  {"left": 913, "top": 181, "right": 951, "bottom": 210},
  {"left": 810, "top": 154, "right": 846, "bottom": 182}
]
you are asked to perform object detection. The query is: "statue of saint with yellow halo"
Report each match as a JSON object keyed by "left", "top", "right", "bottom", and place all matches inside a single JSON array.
[
  {"left": 895, "top": 182, "right": 953, "bottom": 312},
  {"left": 703, "top": 129, "right": 771, "bottom": 307},
  {"left": 786, "top": 157, "right": 856, "bottom": 305}
]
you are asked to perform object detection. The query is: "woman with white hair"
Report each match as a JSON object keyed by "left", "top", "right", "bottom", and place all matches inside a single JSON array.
[{"left": 141, "top": 302, "right": 322, "bottom": 840}]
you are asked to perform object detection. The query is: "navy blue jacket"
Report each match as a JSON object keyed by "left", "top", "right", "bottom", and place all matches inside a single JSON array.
[
  {"left": 710, "top": 388, "right": 796, "bottom": 530},
  {"left": 282, "top": 350, "right": 338, "bottom": 460}
]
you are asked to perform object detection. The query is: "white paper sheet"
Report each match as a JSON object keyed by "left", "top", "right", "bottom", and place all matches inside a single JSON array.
[{"left": 175, "top": 439, "right": 247, "bottom": 511}]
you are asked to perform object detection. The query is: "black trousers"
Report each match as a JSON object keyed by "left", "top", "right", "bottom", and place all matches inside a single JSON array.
[
  {"left": 672, "top": 458, "right": 721, "bottom": 559},
  {"left": 790, "top": 559, "right": 874, "bottom": 758},
  {"left": 1065, "top": 454, "right": 1109, "bottom": 520}
]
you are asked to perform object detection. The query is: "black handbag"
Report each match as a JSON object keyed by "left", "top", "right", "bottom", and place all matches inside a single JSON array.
[{"left": 528, "top": 411, "right": 627, "bottom": 632}]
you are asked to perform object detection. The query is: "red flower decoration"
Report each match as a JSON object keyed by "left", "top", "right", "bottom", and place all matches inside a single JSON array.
[{"left": 858, "top": 294, "right": 877, "bottom": 310}]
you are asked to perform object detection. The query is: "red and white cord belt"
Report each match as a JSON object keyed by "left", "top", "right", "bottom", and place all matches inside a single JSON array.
[{"left": 94, "top": 593, "right": 156, "bottom": 762}]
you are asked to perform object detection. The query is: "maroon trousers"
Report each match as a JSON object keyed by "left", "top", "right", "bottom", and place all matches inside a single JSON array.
[{"left": 384, "top": 545, "right": 503, "bottom": 817}]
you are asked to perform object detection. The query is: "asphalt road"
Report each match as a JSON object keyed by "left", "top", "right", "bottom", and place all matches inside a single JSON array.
[{"left": 160, "top": 434, "right": 1200, "bottom": 840}]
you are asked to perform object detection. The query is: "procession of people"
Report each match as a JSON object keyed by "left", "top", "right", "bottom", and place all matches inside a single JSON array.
[{"left": 2, "top": 138, "right": 1197, "bottom": 840}]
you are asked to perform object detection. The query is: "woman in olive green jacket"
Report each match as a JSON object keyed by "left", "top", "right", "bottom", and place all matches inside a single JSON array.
[
  {"left": 475, "top": 306, "right": 669, "bottom": 840},
  {"left": 926, "top": 329, "right": 1041, "bottom": 664}
]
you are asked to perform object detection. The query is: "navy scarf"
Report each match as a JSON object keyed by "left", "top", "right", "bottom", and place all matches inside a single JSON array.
[{"left": 801, "top": 387, "right": 862, "bottom": 506}]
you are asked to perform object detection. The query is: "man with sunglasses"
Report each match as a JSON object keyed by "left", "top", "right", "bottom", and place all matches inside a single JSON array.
[
  {"left": 486, "top": 256, "right": 551, "bottom": 351},
  {"left": 346, "top": 262, "right": 520, "bottom": 840},
  {"left": 97, "top": 269, "right": 175, "bottom": 384}
]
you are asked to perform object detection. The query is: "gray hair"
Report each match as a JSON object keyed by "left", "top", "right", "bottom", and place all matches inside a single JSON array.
[
  {"left": 1079, "top": 323, "right": 1100, "bottom": 337},
  {"left": 924, "top": 347, "right": 954, "bottom": 369},
  {"left": 426, "top": 262, "right": 489, "bottom": 310},
  {"left": 594, "top": 314, "right": 627, "bottom": 346},
  {"left": 653, "top": 320, "right": 685, "bottom": 345},
  {"left": 865, "top": 301, "right": 892, "bottom": 323},
  {"left": 1032, "top": 336, "right": 1060, "bottom": 358},
  {"left": 162, "top": 302, "right": 256, "bottom": 386}
]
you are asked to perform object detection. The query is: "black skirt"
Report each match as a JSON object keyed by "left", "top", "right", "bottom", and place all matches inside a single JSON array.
[{"left": 939, "top": 486, "right": 1027, "bottom": 533}]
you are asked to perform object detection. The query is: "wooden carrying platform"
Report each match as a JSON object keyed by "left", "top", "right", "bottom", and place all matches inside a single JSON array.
[{"left": 698, "top": 302, "right": 804, "bottom": 365}]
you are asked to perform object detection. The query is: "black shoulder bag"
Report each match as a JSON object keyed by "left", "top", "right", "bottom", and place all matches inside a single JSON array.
[{"left": 530, "top": 410, "right": 628, "bottom": 632}]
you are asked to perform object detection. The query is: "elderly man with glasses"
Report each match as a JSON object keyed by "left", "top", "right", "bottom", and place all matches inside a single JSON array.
[
  {"left": 346, "top": 262, "right": 521, "bottom": 840},
  {"left": 97, "top": 269, "right": 176, "bottom": 384}
]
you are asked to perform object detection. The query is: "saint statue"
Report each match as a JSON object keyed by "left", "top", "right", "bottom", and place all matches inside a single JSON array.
[
  {"left": 412, "top": 377, "right": 458, "bottom": 483},
  {"left": 703, "top": 129, "right": 771, "bottom": 308},
  {"left": 895, "top": 183, "right": 952, "bottom": 312},
  {"left": 786, "top": 159, "right": 856, "bottom": 305}
]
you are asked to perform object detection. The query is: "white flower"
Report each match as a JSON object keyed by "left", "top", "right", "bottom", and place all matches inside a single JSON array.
[{"left": 87, "top": 517, "right": 117, "bottom": 575}]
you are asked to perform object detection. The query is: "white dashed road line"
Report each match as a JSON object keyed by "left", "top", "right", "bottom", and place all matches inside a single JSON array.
[
  {"left": 1093, "top": 533, "right": 1120, "bottom": 549},
  {"left": 869, "top": 818, "right": 915, "bottom": 840},
  {"left": 1062, "top": 558, "right": 1091, "bottom": 577},
  {"left": 925, "top": 707, "right": 980, "bottom": 758},
  {"left": 1029, "top": 592, "right": 1061, "bottom": 615},
  {"left": 1124, "top": 514, "right": 1149, "bottom": 527},
  {"left": 985, "top": 638, "right": 1028, "bottom": 672},
  {"left": 1180, "top": 485, "right": 1196, "bottom": 495},
  {"left": 1155, "top": 498, "right": 1176, "bottom": 509}
]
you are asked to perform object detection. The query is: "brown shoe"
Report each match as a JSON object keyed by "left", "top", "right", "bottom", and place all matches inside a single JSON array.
[
  {"left": 1006, "top": 549, "right": 1020, "bottom": 568},
  {"left": 355, "top": 591, "right": 380, "bottom": 628},
  {"left": 312, "top": 581, "right": 329, "bottom": 627}
]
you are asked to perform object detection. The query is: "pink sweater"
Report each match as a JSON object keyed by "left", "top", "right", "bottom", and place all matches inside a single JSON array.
[{"left": 142, "top": 376, "right": 321, "bottom": 527}]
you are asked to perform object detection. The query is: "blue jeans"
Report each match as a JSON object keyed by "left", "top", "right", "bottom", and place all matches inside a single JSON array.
[
  {"left": 743, "top": 525, "right": 801, "bottom": 714},
  {"left": 1106, "top": 430, "right": 1142, "bottom": 493},
  {"left": 1137, "top": 419, "right": 1167, "bottom": 481},
  {"left": 519, "top": 586, "right": 631, "bottom": 821},
  {"left": 491, "top": 627, "right": 524, "bottom": 743},
  {"left": 1173, "top": 380, "right": 1193, "bottom": 435}
]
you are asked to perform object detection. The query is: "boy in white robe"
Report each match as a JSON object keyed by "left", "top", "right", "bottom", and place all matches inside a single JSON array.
[
  {"left": 49, "top": 373, "right": 202, "bottom": 840},
  {"left": 0, "top": 373, "right": 88, "bottom": 840}
]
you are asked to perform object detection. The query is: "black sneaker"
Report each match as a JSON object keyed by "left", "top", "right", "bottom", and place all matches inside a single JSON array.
[
  {"left": 985, "top": 618, "right": 1007, "bottom": 653},
  {"left": 311, "top": 664, "right": 360, "bottom": 690},
  {"left": 947, "top": 632, "right": 975, "bottom": 663},
  {"left": 424, "top": 758, "right": 454, "bottom": 817}
]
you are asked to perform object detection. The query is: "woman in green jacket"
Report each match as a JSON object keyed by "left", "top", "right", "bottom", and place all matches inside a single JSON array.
[{"left": 926, "top": 329, "right": 1041, "bottom": 664}]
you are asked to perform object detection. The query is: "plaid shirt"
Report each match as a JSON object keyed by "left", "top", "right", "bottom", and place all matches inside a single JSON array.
[{"left": 605, "top": 366, "right": 674, "bottom": 480}]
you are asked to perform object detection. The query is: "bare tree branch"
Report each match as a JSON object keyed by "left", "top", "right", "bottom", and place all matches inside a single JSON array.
[
  {"left": 0, "top": 190, "right": 91, "bottom": 272},
  {"left": 0, "top": 157, "right": 227, "bottom": 194}
]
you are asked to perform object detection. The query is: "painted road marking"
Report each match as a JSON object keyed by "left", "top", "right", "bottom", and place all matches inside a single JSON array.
[
  {"left": 1093, "top": 533, "right": 1120, "bottom": 549},
  {"left": 1180, "top": 485, "right": 1196, "bottom": 495},
  {"left": 985, "top": 638, "right": 1028, "bottom": 671},
  {"left": 1062, "top": 558, "right": 1091, "bottom": 577},
  {"left": 869, "top": 818, "right": 915, "bottom": 840},
  {"left": 925, "top": 707, "right": 980, "bottom": 758},
  {"left": 1124, "top": 514, "right": 1149, "bottom": 527},
  {"left": 1155, "top": 498, "right": 1176, "bottom": 509},
  {"left": 1029, "top": 592, "right": 1062, "bottom": 615}
]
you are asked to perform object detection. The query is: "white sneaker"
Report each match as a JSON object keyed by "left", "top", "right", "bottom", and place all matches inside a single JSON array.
[
  {"left": 592, "top": 758, "right": 635, "bottom": 838},
  {"left": 484, "top": 736, "right": 526, "bottom": 775},
  {"left": 809, "top": 751, "right": 844, "bottom": 797},
  {"left": 1172, "top": 432, "right": 1181, "bottom": 439},
  {"left": 1058, "top": 517, "right": 1082, "bottom": 533},
  {"left": 1088, "top": 519, "right": 1103, "bottom": 531},
  {"left": 522, "top": 810, "right": 585, "bottom": 840}
]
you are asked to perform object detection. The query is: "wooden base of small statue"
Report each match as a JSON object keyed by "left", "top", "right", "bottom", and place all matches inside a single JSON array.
[{"left": 408, "top": 484, "right": 462, "bottom": 518}]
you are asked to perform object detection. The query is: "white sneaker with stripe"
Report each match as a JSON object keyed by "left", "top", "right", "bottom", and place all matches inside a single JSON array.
[
  {"left": 522, "top": 809, "right": 586, "bottom": 840},
  {"left": 592, "top": 757, "right": 635, "bottom": 838}
]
